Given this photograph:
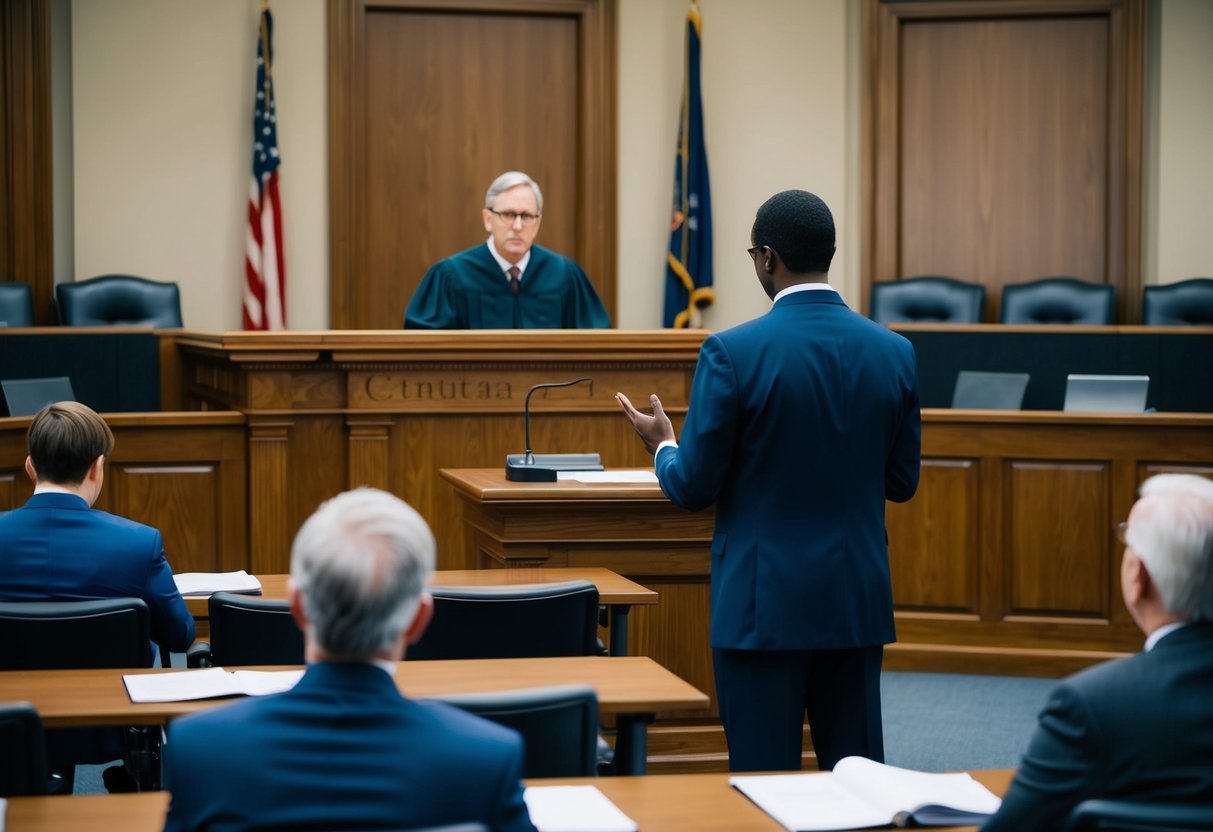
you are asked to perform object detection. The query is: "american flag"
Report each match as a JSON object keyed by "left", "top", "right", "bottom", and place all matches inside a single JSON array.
[{"left": 244, "top": 4, "right": 286, "bottom": 331}]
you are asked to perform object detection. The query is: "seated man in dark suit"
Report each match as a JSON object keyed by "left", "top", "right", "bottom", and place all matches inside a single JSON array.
[
  {"left": 0, "top": 401, "right": 196, "bottom": 788},
  {"left": 163, "top": 488, "right": 536, "bottom": 832},
  {"left": 984, "top": 473, "right": 1213, "bottom": 830},
  {"left": 405, "top": 170, "right": 611, "bottom": 329}
]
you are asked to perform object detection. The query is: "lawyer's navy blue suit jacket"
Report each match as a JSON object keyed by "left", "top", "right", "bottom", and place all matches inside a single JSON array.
[
  {"left": 163, "top": 662, "right": 536, "bottom": 832},
  {"left": 655, "top": 289, "right": 921, "bottom": 651},
  {"left": 984, "top": 623, "right": 1213, "bottom": 831},
  {"left": 0, "top": 492, "right": 194, "bottom": 655}
]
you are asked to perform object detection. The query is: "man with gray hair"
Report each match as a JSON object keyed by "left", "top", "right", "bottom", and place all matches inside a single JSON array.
[
  {"left": 162, "top": 488, "right": 536, "bottom": 832},
  {"left": 984, "top": 473, "right": 1213, "bottom": 830},
  {"left": 405, "top": 170, "right": 610, "bottom": 329}
]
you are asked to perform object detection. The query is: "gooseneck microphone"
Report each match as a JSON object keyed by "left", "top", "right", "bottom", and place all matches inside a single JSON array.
[{"left": 505, "top": 378, "right": 604, "bottom": 482}]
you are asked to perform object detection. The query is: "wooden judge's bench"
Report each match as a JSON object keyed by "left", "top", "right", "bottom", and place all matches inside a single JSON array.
[{"left": 2, "top": 327, "right": 1211, "bottom": 769}]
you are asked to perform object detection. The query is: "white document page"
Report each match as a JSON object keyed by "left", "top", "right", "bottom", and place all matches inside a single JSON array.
[
  {"left": 732, "top": 757, "right": 1001, "bottom": 831},
  {"left": 0, "top": 796, "right": 6, "bottom": 832},
  {"left": 124, "top": 668, "right": 304, "bottom": 703},
  {"left": 833, "top": 756, "right": 1001, "bottom": 820},
  {"left": 731, "top": 773, "right": 891, "bottom": 831},
  {"left": 523, "top": 786, "right": 639, "bottom": 832},
  {"left": 173, "top": 571, "right": 263, "bottom": 596},
  {"left": 556, "top": 471, "right": 657, "bottom": 484}
]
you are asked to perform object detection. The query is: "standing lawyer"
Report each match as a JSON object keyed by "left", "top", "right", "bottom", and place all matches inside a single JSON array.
[
  {"left": 618, "top": 190, "right": 921, "bottom": 771},
  {"left": 405, "top": 170, "right": 610, "bottom": 329}
]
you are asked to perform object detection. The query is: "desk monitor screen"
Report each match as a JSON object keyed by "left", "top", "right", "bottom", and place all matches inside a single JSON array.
[
  {"left": 1063, "top": 374, "right": 1149, "bottom": 413},
  {"left": 1, "top": 376, "right": 77, "bottom": 417},
  {"left": 951, "top": 371, "right": 1030, "bottom": 410}
]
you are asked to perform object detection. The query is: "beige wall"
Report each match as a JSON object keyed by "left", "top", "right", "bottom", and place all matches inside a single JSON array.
[
  {"left": 1143, "top": 0, "right": 1213, "bottom": 285},
  {"left": 62, "top": 0, "right": 1209, "bottom": 331},
  {"left": 70, "top": 0, "right": 327, "bottom": 331}
]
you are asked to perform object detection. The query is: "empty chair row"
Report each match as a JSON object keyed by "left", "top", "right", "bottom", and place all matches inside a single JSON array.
[
  {"left": 870, "top": 276, "right": 1213, "bottom": 326},
  {"left": 0, "top": 275, "right": 182, "bottom": 328}
]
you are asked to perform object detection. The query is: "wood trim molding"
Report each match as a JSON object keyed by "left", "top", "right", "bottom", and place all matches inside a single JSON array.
[
  {"left": 327, "top": 0, "right": 618, "bottom": 329},
  {"left": 0, "top": 0, "right": 53, "bottom": 323},
  {"left": 861, "top": 0, "right": 1145, "bottom": 321}
]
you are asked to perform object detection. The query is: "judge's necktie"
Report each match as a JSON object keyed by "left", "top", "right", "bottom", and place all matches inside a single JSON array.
[{"left": 508, "top": 266, "right": 521, "bottom": 295}]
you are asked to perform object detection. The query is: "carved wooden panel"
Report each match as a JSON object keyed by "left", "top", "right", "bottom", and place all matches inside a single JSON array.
[
  {"left": 0, "top": 470, "right": 25, "bottom": 511},
  {"left": 887, "top": 458, "right": 979, "bottom": 613},
  {"left": 1006, "top": 461, "right": 1111, "bottom": 618},
  {"left": 107, "top": 466, "right": 220, "bottom": 573}
]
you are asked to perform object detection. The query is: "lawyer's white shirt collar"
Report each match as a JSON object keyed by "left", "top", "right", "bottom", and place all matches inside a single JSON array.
[{"left": 773, "top": 282, "right": 836, "bottom": 303}]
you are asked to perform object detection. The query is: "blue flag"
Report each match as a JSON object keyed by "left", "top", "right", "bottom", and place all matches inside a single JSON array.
[{"left": 664, "top": 4, "right": 713, "bottom": 328}]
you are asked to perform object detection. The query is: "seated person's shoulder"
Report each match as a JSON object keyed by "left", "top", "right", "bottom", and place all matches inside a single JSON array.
[{"left": 416, "top": 699, "right": 525, "bottom": 752}]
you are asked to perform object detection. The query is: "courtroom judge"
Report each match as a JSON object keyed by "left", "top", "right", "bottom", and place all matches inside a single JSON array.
[
  {"left": 404, "top": 170, "right": 611, "bottom": 329},
  {"left": 617, "top": 190, "right": 921, "bottom": 772},
  {"left": 163, "top": 487, "right": 536, "bottom": 832},
  {"left": 983, "top": 473, "right": 1213, "bottom": 830},
  {"left": 0, "top": 401, "right": 195, "bottom": 790}
]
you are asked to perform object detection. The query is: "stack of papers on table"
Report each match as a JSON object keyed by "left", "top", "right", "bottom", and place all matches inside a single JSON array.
[
  {"left": 523, "top": 786, "right": 638, "bottom": 832},
  {"left": 731, "top": 756, "right": 1001, "bottom": 830},
  {"left": 124, "top": 668, "right": 303, "bottom": 703},
  {"left": 173, "top": 570, "right": 263, "bottom": 596}
]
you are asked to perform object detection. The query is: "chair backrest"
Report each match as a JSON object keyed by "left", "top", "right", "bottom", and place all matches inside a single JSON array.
[
  {"left": 437, "top": 684, "right": 600, "bottom": 778},
  {"left": 1000, "top": 277, "right": 1115, "bottom": 324},
  {"left": 870, "top": 276, "right": 986, "bottom": 324},
  {"left": 0, "top": 282, "right": 35, "bottom": 327},
  {"left": 951, "top": 371, "right": 1030, "bottom": 409},
  {"left": 55, "top": 274, "right": 183, "bottom": 328},
  {"left": 1142, "top": 278, "right": 1213, "bottom": 325},
  {"left": 407, "top": 580, "right": 600, "bottom": 661},
  {"left": 207, "top": 592, "right": 305, "bottom": 666},
  {"left": 0, "top": 701, "right": 47, "bottom": 797},
  {"left": 0, "top": 598, "right": 150, "bottom": 669},
  {"left": 1067, "top": 799, "right": 1213, "bottom": 831}
]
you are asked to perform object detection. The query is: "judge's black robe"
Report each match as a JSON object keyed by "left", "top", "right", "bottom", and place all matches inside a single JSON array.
[{"left": 404, "top": 243, "right": 610, "bottom": 329}]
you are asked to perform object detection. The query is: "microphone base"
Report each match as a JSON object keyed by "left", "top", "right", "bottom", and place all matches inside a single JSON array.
[{"left": 505, "top": 453, "right": 604, "bottom": 482}]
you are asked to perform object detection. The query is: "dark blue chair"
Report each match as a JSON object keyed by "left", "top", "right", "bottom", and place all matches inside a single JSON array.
[
  {"left": 1142, "top": 278, "right": 1213, "bottom": 325},
  {"left": 56, "top": 275, "right": 183, "bottom": 328},
  {"left": 1000, "top": 277, "right": 1115, "bottom": 325},
  {"left": 0, "top": 282, "right": 35, "bottom": 326},
  {"left": 870, "top": 276, "right": 986, "bottom": 324},
  {"left": 1067, "top": 798, "right": 1213, "bottom": 831}
]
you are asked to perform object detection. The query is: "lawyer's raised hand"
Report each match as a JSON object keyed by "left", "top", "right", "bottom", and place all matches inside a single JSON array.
[{"left": 615, "top": 392, "right": 676, "bottom": 456}]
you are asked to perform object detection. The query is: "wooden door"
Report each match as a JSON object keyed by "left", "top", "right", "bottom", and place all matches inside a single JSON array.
[
  {"left": 329, "top": 0, "right": 616, "bottom": 329},
  {"left": 863, "top": 0, "right": 1144, "bottom": 321}
]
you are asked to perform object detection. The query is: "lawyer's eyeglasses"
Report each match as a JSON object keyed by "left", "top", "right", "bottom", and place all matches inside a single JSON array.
[
  {"left": 747, "top": 245, "right": 767, "bottom": 260},
  {"left": 489, "top": 209, "right": 541, "bottom": 227}
]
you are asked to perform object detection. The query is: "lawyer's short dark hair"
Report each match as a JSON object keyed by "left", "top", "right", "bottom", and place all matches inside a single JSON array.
[
  {"left": 27, "top": 401, "right": 114, "bottom": 485},
  {"left": 751, "top": 190, "right": 836, "bottom": 274}
]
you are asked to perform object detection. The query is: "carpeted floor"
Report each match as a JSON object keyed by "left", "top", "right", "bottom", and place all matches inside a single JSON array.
[{"left": 73, "top": 669, "right": 1057, "bottom": 794}]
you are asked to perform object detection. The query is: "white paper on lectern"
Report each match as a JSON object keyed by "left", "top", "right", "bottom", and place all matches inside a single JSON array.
[
  {"left": 0, "top": 796, "right": 7, "bottom": 832},
  {"left": 123, "top": 668, "right": 304, "bottom": 703},
  {"left": 556, "top": 471, "right": 658, "bottom": 484},
  {"left": 523, "top": 786, "right": 639, "bottom": 832},
  {"left": 173, "top": 570, "right": 263, "bottom": 596}
]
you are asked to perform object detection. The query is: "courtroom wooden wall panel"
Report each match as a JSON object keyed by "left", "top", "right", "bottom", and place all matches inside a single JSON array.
[
  {"left": 887, "top": 458, "right": 979, "bottom": 613},
  {"left": 864, "top": 0, "right": 1144, "bottom": 321},
  {"left": 1006, "top": 461, "right": 1110, "bottom": 617},
  {"left": 628, "top": 578, "right": 715, "bottom": 719},
  {"left": 0, "top": 414, "right": 248, "bottom": 575}
]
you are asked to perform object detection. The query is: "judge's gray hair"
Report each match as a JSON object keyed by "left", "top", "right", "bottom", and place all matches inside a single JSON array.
[
  {"left": 1126, "top": 474, "right": 1213, "bottom": 621},
  {"left": 485, "top": 171, "right": 544, "bottom": 214},
  {"left": 290, "top": 488, "right": 436, "bottom": 660}
]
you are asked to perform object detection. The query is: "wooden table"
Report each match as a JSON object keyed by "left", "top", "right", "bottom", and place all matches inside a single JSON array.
[
  {"left": 3, "top": 770, "right": 1016, "bottom": 831},
  {"left": 184, "top": 567, "right": 657, "bottom": 656},
  {"left": 0, "top": 656, "right": 706, "bottom": 775}
]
